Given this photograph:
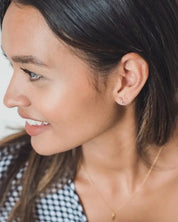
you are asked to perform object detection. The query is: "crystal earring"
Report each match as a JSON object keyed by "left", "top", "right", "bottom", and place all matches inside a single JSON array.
[{"left": 119, "top": 97, "right": 125, "bottom": 105}]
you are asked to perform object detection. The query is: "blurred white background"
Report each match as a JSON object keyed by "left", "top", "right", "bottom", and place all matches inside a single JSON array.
[{"left": 0, "top": 33, "right": 25, "bottom": 139}]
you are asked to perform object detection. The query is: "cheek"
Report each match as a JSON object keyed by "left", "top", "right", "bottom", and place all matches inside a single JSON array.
[
  {"left": 38, "top": 83, "right": 109, "bottom": 137},
  {"left": 36, "top": 77, "right": 95, "bottom": 120},
  {"left": 30, "top": 87, "right": 120, "bottom": 155},
  {"left": 30, "top": 74, "right": 119, "bottom": 155},
  {"left": 48, "top": 91, "right": 116, "bottom": 140},
  {"left": 40, "top": 85, "right": 98, "bottom": 124},
  {"left": 31, "top": 84, "right": 108, "bottom": 154}
]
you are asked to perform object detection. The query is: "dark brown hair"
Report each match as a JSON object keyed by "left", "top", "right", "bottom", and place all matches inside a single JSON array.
[{"left": 0, "top": 0, "right": 177, "bottom": 221}]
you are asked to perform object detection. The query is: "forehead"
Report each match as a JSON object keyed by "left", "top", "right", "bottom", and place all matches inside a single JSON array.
[{"left": 1, "top": 2, "right": 60, "bottom": 61}]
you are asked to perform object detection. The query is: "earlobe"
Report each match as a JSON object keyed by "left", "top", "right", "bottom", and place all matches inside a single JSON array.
[{"left": 113, "top": 53, "right": 149, "bottom": 106}]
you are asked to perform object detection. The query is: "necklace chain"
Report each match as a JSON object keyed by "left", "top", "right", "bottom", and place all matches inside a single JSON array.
[{"left": 82, "top": 146, "right": 164, "bottom": 221}]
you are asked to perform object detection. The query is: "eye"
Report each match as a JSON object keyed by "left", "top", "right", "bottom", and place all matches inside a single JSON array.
[{"left": 21, "top": 68, "right": 42, "bottom": 81}]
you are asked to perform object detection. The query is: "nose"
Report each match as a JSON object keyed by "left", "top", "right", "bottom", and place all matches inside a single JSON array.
[{"left": 3, "top": 73, "right": 31, "bottom": 108}]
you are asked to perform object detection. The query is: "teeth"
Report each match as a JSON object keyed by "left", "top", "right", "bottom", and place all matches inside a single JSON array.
[{"left": 25, "top": 119, "right": 49, "bottom": 126}]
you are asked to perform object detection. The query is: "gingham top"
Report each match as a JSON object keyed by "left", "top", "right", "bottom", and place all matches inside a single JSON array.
[{"left": 0, "top": 141, "right": 88, "bottom": 222}]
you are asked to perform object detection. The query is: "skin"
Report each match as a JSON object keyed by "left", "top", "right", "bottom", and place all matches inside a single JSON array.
[{"left": 1, "top": 2, "right": 178, "bottom": 222}]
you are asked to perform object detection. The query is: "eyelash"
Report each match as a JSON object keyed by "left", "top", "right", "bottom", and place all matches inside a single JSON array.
[{"left": 21, "top": 68, "right": 42, "bottom": 81}]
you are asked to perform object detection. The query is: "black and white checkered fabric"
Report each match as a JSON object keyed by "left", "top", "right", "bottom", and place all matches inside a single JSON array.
[{"left": 0, "top": 142, "right": 88, "bottom": 222}]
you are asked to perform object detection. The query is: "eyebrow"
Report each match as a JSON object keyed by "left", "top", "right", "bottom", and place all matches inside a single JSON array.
[{"left": 1, "top": 46, "right": 48, "bottom": 67}]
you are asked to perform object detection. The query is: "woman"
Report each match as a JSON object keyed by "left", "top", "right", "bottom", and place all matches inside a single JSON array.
[{"left": 0, "top": 0, "right": 177, "bottom": 221}]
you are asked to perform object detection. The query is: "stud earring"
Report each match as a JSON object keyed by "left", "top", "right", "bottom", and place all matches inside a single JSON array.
[
  {"left": 118, "top": 97, "right": 125, "bottom": 106},
  {"left": 121, "top": 100, "right": 125, "bottom": 105}
]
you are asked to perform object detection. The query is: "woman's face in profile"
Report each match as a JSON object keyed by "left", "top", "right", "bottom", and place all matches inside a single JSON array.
[{"left": 1, "top": 2, "right": 119, "bottom": 155}]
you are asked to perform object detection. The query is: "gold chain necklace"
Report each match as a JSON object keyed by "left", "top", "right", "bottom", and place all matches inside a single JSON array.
[{"left": 82, "top": 146, "right": 164, "bottom": 221}]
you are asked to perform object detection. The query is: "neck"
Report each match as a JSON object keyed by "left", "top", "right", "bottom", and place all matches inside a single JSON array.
[
  {"left": 81, "top": 132, "right": 139, "bottom": 176},
  {"left": 79, "top": 113, "right": 146, "bottom": 194},
  {"left": 78, "top": 116, "right": 178, "bottom": 194}
]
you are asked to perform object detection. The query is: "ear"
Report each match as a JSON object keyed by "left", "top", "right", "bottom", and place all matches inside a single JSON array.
[{"left": 112, "top": 53, "right": 149, "bottom": 106}]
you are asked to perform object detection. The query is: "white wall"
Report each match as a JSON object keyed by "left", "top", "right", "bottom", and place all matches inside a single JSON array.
[{"left": 0, "top": 33, "right": 25, "bottom": 139}]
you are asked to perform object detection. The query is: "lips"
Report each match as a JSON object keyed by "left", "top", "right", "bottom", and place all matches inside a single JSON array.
[
  {"left": 25, "top": 121, "right": 50, "bottom": 136},
  {"left": 18, "top": 110, "right": 50, "bottom": 136}
]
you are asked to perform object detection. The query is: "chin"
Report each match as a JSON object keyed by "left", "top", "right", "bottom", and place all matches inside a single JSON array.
[
  {"left": 30, "top": 139, "right": 57, "bottom": 156},
  {"left": 30, "top": 138, "right": 75, "bottom": 156}
]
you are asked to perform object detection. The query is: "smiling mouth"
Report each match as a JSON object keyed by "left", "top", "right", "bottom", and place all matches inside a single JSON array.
[{"left": 25, "top": 118, "right": 49, "bottom": 126}]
